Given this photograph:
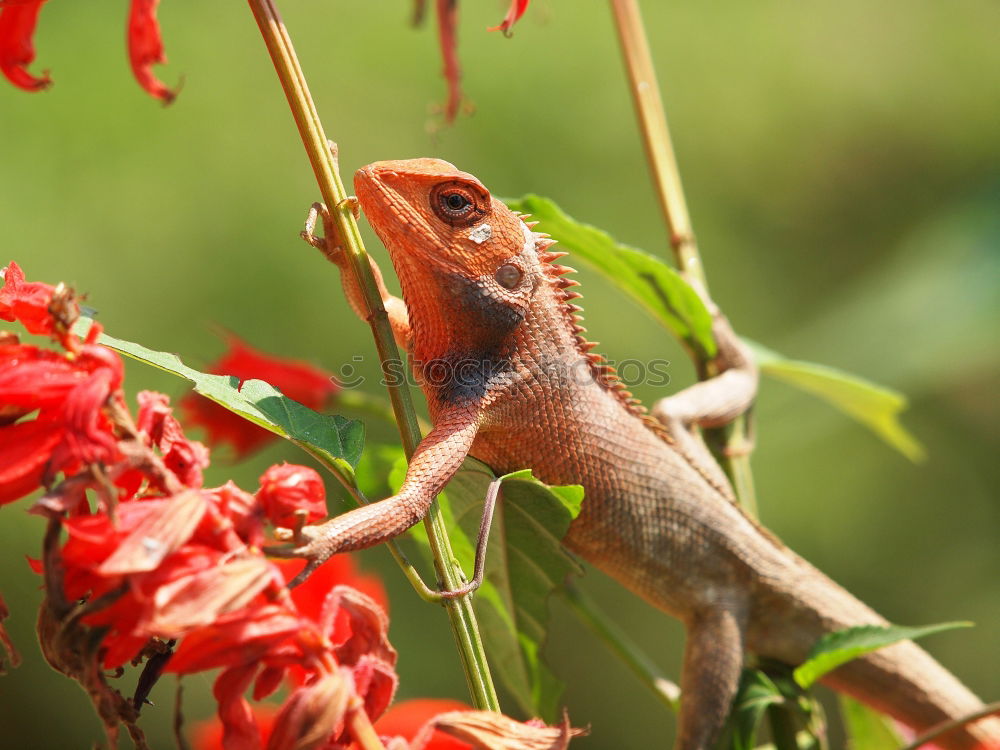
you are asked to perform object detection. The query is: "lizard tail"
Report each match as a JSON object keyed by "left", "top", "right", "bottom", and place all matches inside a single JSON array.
[
  {"left": 748, "top": 559, "right": 1000, "bottom": 750},
  {"left": 821, "top": 639, "right": 1000, "bottom": 750}
]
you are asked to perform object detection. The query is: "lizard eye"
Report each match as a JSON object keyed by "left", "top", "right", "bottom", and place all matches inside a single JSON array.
[
  {"left": 431, "top": 181, "right": 489, "bottom": 226},
  {"left": 495, "top": 263, "right": 523, "bottom": 289}
]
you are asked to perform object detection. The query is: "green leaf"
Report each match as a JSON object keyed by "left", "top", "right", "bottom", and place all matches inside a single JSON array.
[
  {"left": 747, "top": 340, "right": 925, "bottom": 462},
  {"left": 839, "top": 695, "right": 903, "bottom": 750},
  {"left": 503, "top": 196, "right": 923, "bottom": 462},
  {"left": 727, "top": 669, "right": 786, "bottom": 750},
  {"left": 793, "top": 621, "right": 972, "bottom": 689},
  {"left": 410, "top": 458, "right": 583, "bottom": 720},
  {"left": 505, "top": 194, "right": 717, "bottom": 360},
  {"left": 73, "top": 319, "right": 364, "bottom": 480}
]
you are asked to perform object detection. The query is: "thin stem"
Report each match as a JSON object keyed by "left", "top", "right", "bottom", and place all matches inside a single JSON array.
[
  {"left": 608, "top": 0, "right": 757, "bottom": 513},
  {"left": 246, "top": 0, "right": 497, "bottom": 711},
  {"left": 561, "top": 581, "right": 680, "bottom": 712},
  {"left": 898, "top": 701, "right": 1000, "bottom": 750},
  {"left": 608, "top": 0, "right": 702, "bottom": 286}
]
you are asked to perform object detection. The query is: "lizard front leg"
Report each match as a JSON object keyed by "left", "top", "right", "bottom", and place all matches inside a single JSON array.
[
  {"left": 272, "top": 406, "right": 482, "bottom": 581},
  {"left": 302, "top": 201, "right": 411, "bottom": 350}
]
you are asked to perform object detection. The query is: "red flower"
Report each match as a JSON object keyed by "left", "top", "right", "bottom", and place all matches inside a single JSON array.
[
  {"left": 0, "top": 0, "right": 175, "bottom": 101},
  {"left": 136, "top": 390, "right": 209, "bottom": 489},
  {"left": 0, "top": 340, "right": 123, "bottom": 505},
  {"left": 0, "top": 0, "right": 50, "bottom": 92},
  {"left": 488, "top": 0, "right": 531, "bottom": 35},
  {"left": 0, "top": 261, "right": 57, "bottom": 337},
  {"left": 127, "top": 0, "right": 177, "bottom": 103},
  {"left": 256, "top": 463, "right": 327, "bottom": 530},
  {"left": 181, "top": 334, "right": 338, "bottom": 459}
]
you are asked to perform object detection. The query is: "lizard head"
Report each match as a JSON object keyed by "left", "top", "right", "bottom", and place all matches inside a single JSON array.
[{"left": 355, "top": 159, "right": 556, "bottom": 355}]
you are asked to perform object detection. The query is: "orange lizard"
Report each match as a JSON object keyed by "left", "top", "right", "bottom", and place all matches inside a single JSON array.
[{"left": 289, "top": 158, "right": 1000, "bottom": 750}]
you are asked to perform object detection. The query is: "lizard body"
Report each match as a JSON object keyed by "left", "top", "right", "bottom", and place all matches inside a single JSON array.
[{"left": 296, "top": 159, "right": 1000, "bottom": 750}]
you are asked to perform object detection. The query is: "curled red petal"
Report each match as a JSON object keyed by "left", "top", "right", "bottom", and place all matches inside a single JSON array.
[
  {"left": 488, "top": 0, "right": 530, "bottom": 35},
  {"left": 322, "top": 585, "right": 396, "bottom": 669},
  {"left": 434, "top": 0, "right": 462, "bottom": 123},
  {"left": 127, "top": 0, "right": 177, "bottom": 103},
  {"left": 266, "top": 669, "right": 351, "bottom": 750},
  {"left": 350, "top": 654, "right": 398, "bottom": 726},
  {"left": 0, "top": 0, "right": 51, "bottom": 92}
]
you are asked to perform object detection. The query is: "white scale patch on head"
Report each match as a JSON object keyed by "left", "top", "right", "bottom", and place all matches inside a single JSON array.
[
  {"left": 468, "top": 223, "right": 493, "bottom": 245},
  {"left": 521, "top": 221, "right": 536, "bottom": 255}
]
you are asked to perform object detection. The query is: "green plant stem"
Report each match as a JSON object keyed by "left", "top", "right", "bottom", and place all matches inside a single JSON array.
[
  {"left": 608, "top": 0, "right": 757, "bottom": 514},
  {"left": 246, "top": 0, "right": 498, "bottom": 712},
  {"left": 562, "top": 581, "right": 681, "bottom": 713}
]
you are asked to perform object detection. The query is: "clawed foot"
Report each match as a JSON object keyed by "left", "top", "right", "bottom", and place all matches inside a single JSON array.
[{"left": 266, "top": 518, "right": 341, "bottom": 588}]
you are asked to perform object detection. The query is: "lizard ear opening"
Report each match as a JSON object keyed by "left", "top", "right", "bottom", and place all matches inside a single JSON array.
[
  {"left": 495, "top": 263, "right": 523, "bottom": 289},
  {"left": 431, "top": 180, "right": 490, "bottom": 227}
]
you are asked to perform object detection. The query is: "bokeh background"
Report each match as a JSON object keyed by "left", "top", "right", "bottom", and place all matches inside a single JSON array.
[{"left": 1, "top": 1, "right": 998, "bottom": 747}]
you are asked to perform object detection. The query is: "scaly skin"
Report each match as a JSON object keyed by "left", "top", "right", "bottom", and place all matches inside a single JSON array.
[{"left": 292, "top": 159, "right": 1000, "bottom": 750}]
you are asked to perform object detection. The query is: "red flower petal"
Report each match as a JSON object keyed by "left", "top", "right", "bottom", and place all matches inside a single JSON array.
[
  {"left": 214, "top": 664, "right": 264, "bottom": 750},
  {"left": 277, "top": 555, "right": 388, "bottom": 623},
  {"left": 144, "top": 556, "right": 279, "bottom": 638},
  {"left": 205, "top": 480, "right": 266, "bottom": 548},
  {"left": 166, "top": 605, "right": 309, "bottom": 675},
  {"left": 137, "top": 390, "right": 210, "bottom": 489},
  {"left": 191, "top": 704, "right": 278, "bottom": 750},
  {"left": 350, "top": 653, "right": 397, "bottom": 726},
  {"left": 0, "top": 0, "right": 51, "bottom": 92},
  {"left": 373, "top": 699, "right": 473, "bottom": 750},
  {"left": 256, "top": 463, "right": 327, "bottom": 530},
  {"left": 0, "top": 417, "right": 63, "bottom": 505},
  {"left": 126, "top": 0, "right": 177, "bottom": 103},
  {"left": 98, "top": 490, "right": 207, "bottom": 575},
  {"left": 0, "top": 342, "right": 93, "bottom": 415},
  {"left": 488, "top": 0, "right": 530, "bottom": 35},
  {"left": 181, "top": 334, "right": 338, "bottom": 459},
  {"left": 323, "top": 586, "right": 395, "bottom": 669}
]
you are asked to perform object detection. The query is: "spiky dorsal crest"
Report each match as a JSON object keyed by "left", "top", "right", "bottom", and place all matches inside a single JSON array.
[
  {"left": 528, "top": 227, "right": 741, "bottom": 504},
  {"left": 531, "top": 231, "right": 675, "bottom": 440}
]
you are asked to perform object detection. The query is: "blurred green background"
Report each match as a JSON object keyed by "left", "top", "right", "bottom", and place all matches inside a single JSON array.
[{"left": 1, "top": 1, "right": 998, "bottom": 747}]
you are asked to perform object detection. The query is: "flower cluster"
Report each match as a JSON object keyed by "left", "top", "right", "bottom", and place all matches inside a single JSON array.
[
  {"left": 0, "top": 262, "right": 396, "bottom": 748},
  {"left": 1, "top": 263, "right": 586, "bottom": 749},
  {"left": 0, "top": 0, "right": 176, "bottom": 101}
]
